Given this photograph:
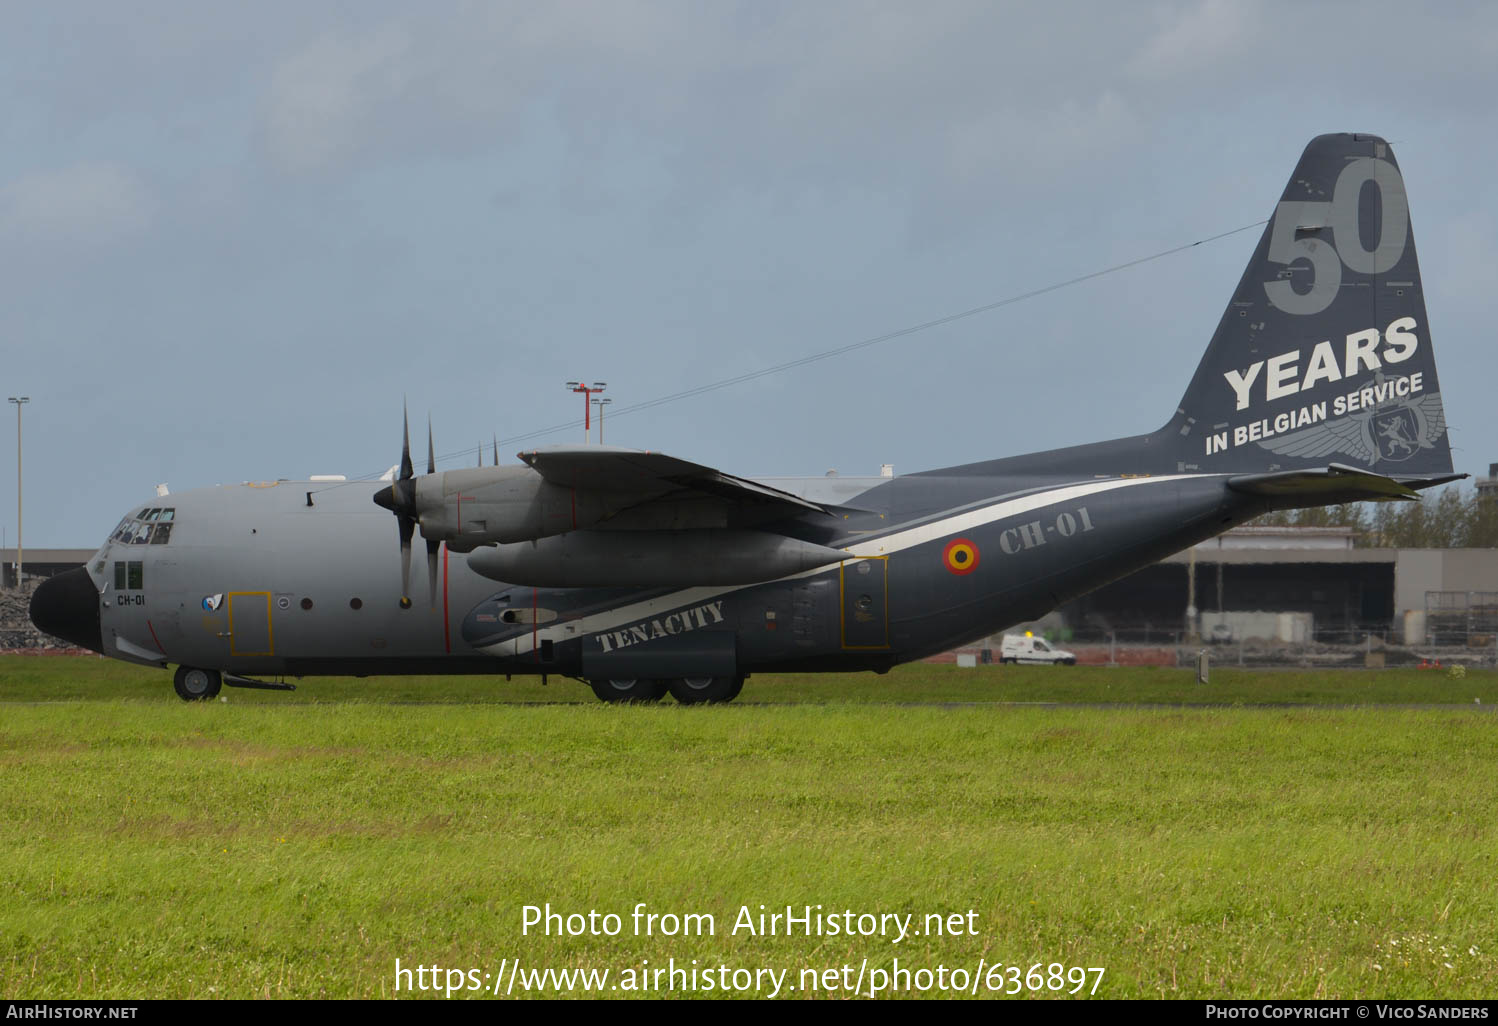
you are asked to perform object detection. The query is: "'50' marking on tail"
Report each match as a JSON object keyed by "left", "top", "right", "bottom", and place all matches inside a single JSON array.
[{"left": 1265, "top": 156, "right": 1409, "bottom": 316}]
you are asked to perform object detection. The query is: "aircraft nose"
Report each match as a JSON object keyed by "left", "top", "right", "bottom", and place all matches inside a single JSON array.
[{"left": 29, "top": 566, "right": 104, "bottom": 654}]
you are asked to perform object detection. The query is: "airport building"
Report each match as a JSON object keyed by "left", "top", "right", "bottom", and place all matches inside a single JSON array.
[{"left": 1056, "top": 526, "right": 1498, "bottom": 647}]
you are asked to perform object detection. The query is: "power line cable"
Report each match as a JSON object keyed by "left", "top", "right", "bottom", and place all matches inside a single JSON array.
[{"left": 350, "top": 219, "right": 1267, "bottom": 482}]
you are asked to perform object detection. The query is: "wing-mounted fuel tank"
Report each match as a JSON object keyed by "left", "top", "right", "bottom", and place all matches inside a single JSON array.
[{"left": 466, "top": 529, "right": 848, "bottom": 587}]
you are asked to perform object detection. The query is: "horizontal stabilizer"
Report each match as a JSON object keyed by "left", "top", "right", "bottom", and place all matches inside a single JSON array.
[{"left": 1227, "top": 463, "right": 1466, "bottom": 502}]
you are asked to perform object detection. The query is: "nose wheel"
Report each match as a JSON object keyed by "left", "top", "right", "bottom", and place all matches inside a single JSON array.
[{"left": 173, "top": 666, "right": 222, "bottom": 701}]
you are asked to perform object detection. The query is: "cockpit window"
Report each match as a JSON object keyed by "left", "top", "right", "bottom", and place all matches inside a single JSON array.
[{"left": 110, "top": 507, "right": 176, "bottom": 545}]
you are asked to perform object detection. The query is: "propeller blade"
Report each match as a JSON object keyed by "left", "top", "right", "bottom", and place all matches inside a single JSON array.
[
  {"left": 493, "top": 435, "right": 499, "bottom": 467},
  {"left": 398, "top": 514, "right": 414, "bottom": 604},
  {"left": 427, "top": 537, "right": 441, "bottom": 606},
  {"left": 427, "top": 416, "right": 435, "bottom": 476},
  {"left": 399, "top": 401, "right": 414, "bottom": 482},
  {"left": 477, "top": 441, "right": 482, "bottom": 468}
]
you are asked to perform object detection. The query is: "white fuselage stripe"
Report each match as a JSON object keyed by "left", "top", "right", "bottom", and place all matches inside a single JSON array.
[{"left": 484, "top": 474, "right": 1205, "bottom": 657}]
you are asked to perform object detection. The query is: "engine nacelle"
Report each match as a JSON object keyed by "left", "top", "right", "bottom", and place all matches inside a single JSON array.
[
  {"left": 466, "top": 529, "right": 849, "bottom": 587},
  {"left": 413, "top": 466, "right": 619, "bottom": 548}
]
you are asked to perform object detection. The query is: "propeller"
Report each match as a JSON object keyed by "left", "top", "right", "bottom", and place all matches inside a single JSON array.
[
  {"left": 425, "top": 417, "right": 440, "bottom": 606},
  {"left": 372, "top": 402, "right": 440, "bottom": 608}
]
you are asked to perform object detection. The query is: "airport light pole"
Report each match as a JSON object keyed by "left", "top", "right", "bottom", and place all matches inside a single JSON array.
[
  {"left": 7, "top": 396, "right": 28, "bottom": 590},
  {"left": 565, "top": 381, "right": 606, "bottom": 444},
  {"left": 591, "top": 397, "right": 612, "bottom": 445}
]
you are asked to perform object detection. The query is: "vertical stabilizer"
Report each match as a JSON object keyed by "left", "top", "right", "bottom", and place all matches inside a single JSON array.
[{"left": 1166, "top": 134, "right": 1450, "bottom": 477}]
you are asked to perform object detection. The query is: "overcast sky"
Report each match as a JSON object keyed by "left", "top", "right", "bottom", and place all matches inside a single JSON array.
[{"left": 4, "top": 0, "right": 1496, "bottom": 547}]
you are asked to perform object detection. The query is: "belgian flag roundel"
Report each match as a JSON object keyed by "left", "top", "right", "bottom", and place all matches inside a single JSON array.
[{"left": 942, "top": 538, "right": 979, "bottom": 575}]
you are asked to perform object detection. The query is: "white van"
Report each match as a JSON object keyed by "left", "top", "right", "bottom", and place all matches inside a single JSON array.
[{"left": 999, "top": 634, "right": 1077, "bottom": 665}]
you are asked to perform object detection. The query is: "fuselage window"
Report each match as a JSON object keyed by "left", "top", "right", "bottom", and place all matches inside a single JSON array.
[
  {"left": 114, "top": 562, "right": 126, "bottom": 590},
  {"left": 126, "top": 562, "right": 143, "bottom": 590}
]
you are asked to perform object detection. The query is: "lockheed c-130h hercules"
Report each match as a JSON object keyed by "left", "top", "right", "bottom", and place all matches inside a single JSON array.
[{"left": 31, "top": 134, "right": 1464, "bottom": 703}]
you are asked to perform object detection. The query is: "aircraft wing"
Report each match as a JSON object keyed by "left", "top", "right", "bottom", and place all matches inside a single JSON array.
[{"left": 518, "top": 445, "right": 833, "bottom": 516}]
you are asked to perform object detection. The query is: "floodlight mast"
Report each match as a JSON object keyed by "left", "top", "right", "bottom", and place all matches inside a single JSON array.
[
  {"left": 7, "top": 396, "right": 28, "bottom": 589},
  {"left": 565, "top": 381, "right": 607, "bottom": 444},
  {"left": 591, "top": 397, "right": 612, "bottom": 444}
]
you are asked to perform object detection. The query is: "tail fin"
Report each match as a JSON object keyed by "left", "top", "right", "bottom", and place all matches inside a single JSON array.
[{"left": 1168, "top": 133, "right": 1451, "bottom": 478}]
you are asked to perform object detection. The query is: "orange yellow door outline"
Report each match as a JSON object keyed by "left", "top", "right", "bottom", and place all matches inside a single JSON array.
[{"left": 226, "top": 591, "right": 275, "bottom": 656}]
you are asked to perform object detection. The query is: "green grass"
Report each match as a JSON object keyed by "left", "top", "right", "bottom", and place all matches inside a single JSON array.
[
  {"left": 1, "top": 658, "right": 1496, "bottom": 999},
  {"left": 3, "top": 654, "right": 1497, "bottom": 706}
]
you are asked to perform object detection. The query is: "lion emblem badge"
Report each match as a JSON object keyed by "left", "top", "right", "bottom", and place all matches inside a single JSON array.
[{"left": 1258, "top": 388, "right": 1445, "bottom": 466}]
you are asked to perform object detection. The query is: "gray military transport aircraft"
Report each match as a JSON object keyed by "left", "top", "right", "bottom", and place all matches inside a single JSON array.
[{"left": 32, "top": 134, "right": 1463, "bottom": 703}]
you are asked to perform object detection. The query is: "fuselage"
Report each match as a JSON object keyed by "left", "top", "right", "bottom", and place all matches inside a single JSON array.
[{"left": 72, "top": 466, "right": 1259, "bottom": 681}]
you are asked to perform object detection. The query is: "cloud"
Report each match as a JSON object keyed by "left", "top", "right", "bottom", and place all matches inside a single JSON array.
[
  {"left": 945, "top": 90, "right": 1139, "bottom": 185},
  {"left": 1128, "top": 0, "right": 1260, "bottom": 79},
  {"left": 262, "top": 24, "right": 417, "bottom": 174},
  {"left": 0, "top": 162, "right": 153, "bottom": 244},
  {"left": 257, "top": 5, "right": 702, "bottom": 175}
]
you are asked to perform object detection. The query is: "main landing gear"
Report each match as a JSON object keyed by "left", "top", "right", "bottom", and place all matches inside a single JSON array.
[
  {"left": 588, "top": 676, "right": 744, "bottom": 704},
  {"left": 588, "top": 678, "right": 669, "bottom": 703},
  {"left": 173, "top": 665, "right": 222, "bottom": 701}
]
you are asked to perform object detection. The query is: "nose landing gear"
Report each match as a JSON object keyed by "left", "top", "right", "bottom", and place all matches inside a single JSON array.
[{"left": 172, "top": 665, "right": 222, "bottom": 701}]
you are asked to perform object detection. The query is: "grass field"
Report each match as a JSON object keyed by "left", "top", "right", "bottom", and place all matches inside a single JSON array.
[
  {"left": 4, "top": 653, "right": 1498, "bottom": 706},
  {"left": 2, "top": 657, "right": 1496, "bottom": 1000}
]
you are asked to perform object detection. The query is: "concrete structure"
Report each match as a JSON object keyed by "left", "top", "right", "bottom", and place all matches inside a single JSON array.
[
  {"left": 1476, "top": 463, "right": 1498, "bottom": 500},
  {"left": 2, "top": 548, "right": 95, "bottom": 589}
]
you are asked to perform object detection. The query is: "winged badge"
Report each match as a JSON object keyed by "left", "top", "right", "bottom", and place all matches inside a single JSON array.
[{"left": 1258, "top": 392, "right": 1446, "bottom": 466}]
